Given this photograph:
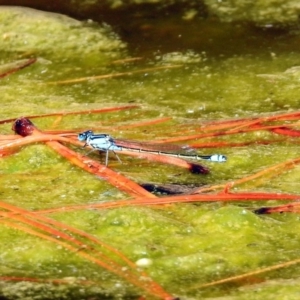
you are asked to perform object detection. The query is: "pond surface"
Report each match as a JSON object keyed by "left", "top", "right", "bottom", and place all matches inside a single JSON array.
[{"left": 0, "top": 4, "right": 300, "bottom": 300}]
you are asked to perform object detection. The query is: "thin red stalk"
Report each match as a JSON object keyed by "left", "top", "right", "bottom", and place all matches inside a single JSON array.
[
  {"left": 114, "top": 117, "right": 172, "bottom": 129},
  {"left": 25, "top": 212, "right": 171, "bottom": 293},
  {"left": 0, "top": 149, "right": 16, "bottom": 157},
  {"left": 199, "top": 118, "right": 257, "bottom": 131},
  {"left": 0, "top": 219, "right": 96, "bottom": 259},
  {"left": 254, "top": 202, "right": 300, "bottom": 214},
  {"left": 166, "top": 118, "right": 300, "bottom": 140},
  {"left": 228, "top": 122, "right": 300, "bottom": 133},
  {"left": 34, "top": 191, "right": 300, "bottom": 215},
  {"left": 0, "top": 105, "right": 139, "bottom": 124},
  {"left": 271, "top": 127, "right": 300, "bottom": 137},
  {"left": 4, "top": 218, "right": 133, "bottom": 284},
  {"left": 44, "top": 130, "right": 77, "bottom": 134},
  {"left": 0, "top": 134, "right": 82, "bottom": 149},
  {"left": 162, "top": 111, "right": 300, "bottom": 138},
  {"left": 46, "top": 65, "right": 182, "bottom": 85},
  {"left": 0, "top": 204, "right": 88, "bottom": 249},
  {"left": 212, "top": 117, "right": 272, "bottom": 134},
  {"left": 199, "top": 110, "right": 300, "bottom": 131},
  {"left": 195, "top": 156, "right": 300, "bottom": 194},
  {"left": 0, "top": 203, "right": 174, "bottom": 299},
  {"left": 189, "top": 257, "right": 300, "bottom": 290},
  {"left": 222, "top": 113, "right": 300, "bottom": 133},
  {"left": 0, "top": 58, "right": 36, "bottom": 78},
  {"left": 246, "top": 110, "right": 300, "bottom": 122},
  {"left": 0, "top": 275, "right": 82, "bottom": 284},
  {"left": 0, "top": 219, "right": 166, "bottom": 298},
  {"left": 111, "top": 57, "right": 143, "bottom": 64},
  {"left": 47, "top": 143, "right": 156, "bottom": 197},
  {"left": 2, "top": 205, "right": 138, "bottom": 269},
  {"left": 151, "top": 123, "right": 300, "bottom": 144},
  {"left": 0, "top": 275, "right": 99, "bottom": 290},
  {"left": 149, "top": 111, "right": 300, "bottom": 144},
  {"left": 0, "top": 216, "right": 134, "bottom": 280}
]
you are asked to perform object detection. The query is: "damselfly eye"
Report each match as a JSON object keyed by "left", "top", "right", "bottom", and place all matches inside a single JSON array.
[
  {"left": 78, "top": 133, "right": 86, "bottom": 141},
  {"left": 78, "top": 130, "right": 94, "bottom": 141}
]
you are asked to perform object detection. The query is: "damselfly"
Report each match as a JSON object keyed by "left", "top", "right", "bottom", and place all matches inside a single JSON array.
[{"left": 78, "top": 130, "right": 227, "bottom": 166}]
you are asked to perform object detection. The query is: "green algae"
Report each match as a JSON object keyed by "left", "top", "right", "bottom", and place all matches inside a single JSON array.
[
  {"left": 203, "top": 0, "right": 300, "bottom": 25},
  {"left": 0, "top": 6, "right": 125, "bottom": 61},
  {"left": 1, "top": 5, "right": 300, "bottom": 300}
]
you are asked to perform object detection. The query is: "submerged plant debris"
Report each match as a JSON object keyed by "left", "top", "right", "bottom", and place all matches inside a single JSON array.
[{"left": 1, "top": 5, "right": 300, "bottom": 300}]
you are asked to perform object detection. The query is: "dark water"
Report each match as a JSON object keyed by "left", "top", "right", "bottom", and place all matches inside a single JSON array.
[{"left": 85, "top": 3, "right": 300, "bottom": 60}]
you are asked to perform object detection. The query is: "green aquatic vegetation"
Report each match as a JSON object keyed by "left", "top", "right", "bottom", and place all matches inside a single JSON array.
[
  {"left": 203, "top": 0, "right": 300, "bottom": 24},
  {"left": 1, "top": 5, "right": 300, "bottom": 300},
  {"left": 0, "top": 6, "right": 125, "bottom": 61}
]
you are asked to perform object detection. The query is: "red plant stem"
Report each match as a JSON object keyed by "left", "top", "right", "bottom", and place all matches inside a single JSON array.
[
  {"left": 195, "top": 156, "right": 300, "bottom": 194},
  {"left": 0, "top": 134, "right": 82, "bottom": 148},
  {"left": 114, "top": 117, "right": 172, "bottom": 129},
  {"left": 47, "top": 145, "right": 156, "bottom": 197},
  {"left": 199, "top": 118, "right": 257, "bottom": 131},
  {"left": 192, "top": 257, "right": 300, "bottom": 290},
  {"left": 1, "top": 208, "right": 145, "bottom": 276},
  {"left": 0, "top": 202, "right": 91, "bottom": 249},
  {"left": 152, "top": 123, "right": 300, "bottom": 144},
  {"left": 0, "top": 58, "right": 36, "bottom": 78},
  {"left": 0, "top": 275, "right": 79, "bottom": 284},
  {"left": 0, "top": 105, "right": 139, "bottom": 125},
  {"left": 254, "top": 202, "right": 300, "bottom": 214},
  {"left": 0, "top": 275, "right": 101, "bottom": 289},
  {"left": 1, "top": 219, "right": 172, "bottom": 299},
  {"left": 271, "top": 127, "right": 300, "bottom": 137},
  {"left": 46, "top": 65, "right": 182, "bottom": 85},
  {"left": 1, "top": 202, "right": 139, "bottom": 270},
  {"left": 33, "top": 191, "right": 300, "bottom": 215},
  {"left": 199, "top": 110, "right": 300, "bottom": 131},
  {"left": 0, "top": 202, "right": 174, "bottom": 299}
]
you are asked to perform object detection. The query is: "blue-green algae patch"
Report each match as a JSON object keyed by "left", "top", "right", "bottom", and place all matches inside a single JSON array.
[{"left": 1, "top": 5, "right": 300, "bottom": 300}]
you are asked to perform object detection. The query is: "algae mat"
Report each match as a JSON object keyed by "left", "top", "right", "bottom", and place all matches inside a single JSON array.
[{"left": 0, "top": 5, "right": 300, "bottom": 300}]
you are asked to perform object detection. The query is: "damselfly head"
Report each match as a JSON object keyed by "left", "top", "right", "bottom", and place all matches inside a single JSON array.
[{"left": 78, "top": 130, "right": 94, "bottom": 142}]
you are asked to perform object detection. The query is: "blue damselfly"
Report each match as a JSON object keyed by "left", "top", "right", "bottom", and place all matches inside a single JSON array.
[{"left": 78, "top": 130, "right": 227, "bottom": 166}]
